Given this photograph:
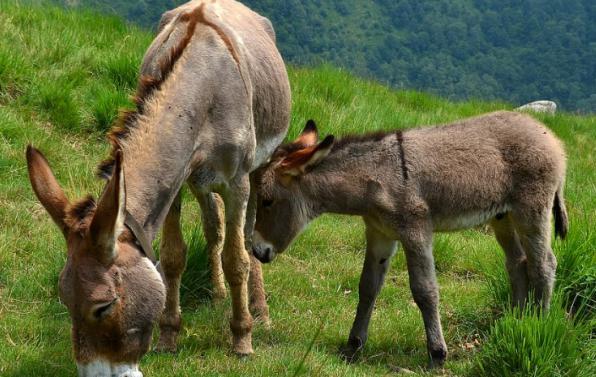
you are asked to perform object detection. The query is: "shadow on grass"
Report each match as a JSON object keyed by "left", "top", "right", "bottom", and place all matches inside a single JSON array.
[{"left": 177, "top": 226, "right": 213, "bottom": 309}]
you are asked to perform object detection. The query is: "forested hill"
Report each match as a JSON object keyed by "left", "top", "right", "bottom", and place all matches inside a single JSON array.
[{"left": 47, "top": 0, "right": 595, "bottom": 113}]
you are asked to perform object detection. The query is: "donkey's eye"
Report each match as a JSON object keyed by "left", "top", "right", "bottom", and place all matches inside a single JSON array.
[
  {"left": 91, "top": 298, "right": 117, "bottom": 320},
  {"left": 262, "top": 199, "right": 274, "bottom": 208}
]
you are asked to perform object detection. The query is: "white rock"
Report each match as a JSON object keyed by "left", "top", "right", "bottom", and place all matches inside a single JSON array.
[{"left": 516, "top": 100, "right": 557, "bottom": 115}]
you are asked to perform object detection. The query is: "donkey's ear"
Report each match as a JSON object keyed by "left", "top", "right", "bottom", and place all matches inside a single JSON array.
[
  {"left": 26, "top": 146, "right": 71, "bottom": 238},
  {"left": 280, "top": 135, "right": 335, "bottom": 177},
  {"left": 89, "top": 150, "right": 126, "bottom": 264},
  {"left": 292, "top": 120, "right": 319, "bottom": 147}
]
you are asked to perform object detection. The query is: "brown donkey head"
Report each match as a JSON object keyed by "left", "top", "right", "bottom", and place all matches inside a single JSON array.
[
  {"left": 252, "top": 121, "right": 335, "bottom": 263},
  {"left": 27, "top": 147, "right": 165, "bottom": 377}
]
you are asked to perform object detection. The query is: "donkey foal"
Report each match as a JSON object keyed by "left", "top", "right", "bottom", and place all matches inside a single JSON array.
[{"left": 252, "top": 112, "right": 568, "bottom": 367}]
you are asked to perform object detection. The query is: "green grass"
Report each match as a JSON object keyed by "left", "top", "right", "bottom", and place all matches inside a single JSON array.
[{"left": 1, "top": 2, "right": 595, "bottom": 376}]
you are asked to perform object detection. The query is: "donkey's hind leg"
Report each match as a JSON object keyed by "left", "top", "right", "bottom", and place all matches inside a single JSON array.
[
  {"left": 490, "top": 214, "right": 529, "bottom": 307},
  {"left": 400, "top": 225, "right": 447, "bottom": 368},
  {"left": 342, "top": 224, "right": 397, "bottom": 362},
  {"left": 195, "top": 192, "right": 227, "bottom": 301},
  {"left": 511, "top": 208, "right": 557, "bottom": 309},
  {"left": 156, "top": 191, "right": 187, "bottom": 353}
]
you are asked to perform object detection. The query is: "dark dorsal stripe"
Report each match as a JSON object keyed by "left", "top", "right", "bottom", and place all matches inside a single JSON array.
[
  {"left": 97, "top": 3, "right": 245, "bottom": 181},
  {"left": 396, "top": 131, "right": 409, "bottom": 181}
]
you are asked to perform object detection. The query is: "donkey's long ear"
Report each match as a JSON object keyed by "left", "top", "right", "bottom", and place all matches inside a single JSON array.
[
  {"left": 292, "top": 120, "right": 319, "bottom": 147},
  {"left": 89, "top": 150, "right": 126, "bottom": 264},
  {"left": 279, "top": 135, "right": 335, "bottom": 177},
  {"left": 26, "top": 146, "right": 71, "bottom": 238}
]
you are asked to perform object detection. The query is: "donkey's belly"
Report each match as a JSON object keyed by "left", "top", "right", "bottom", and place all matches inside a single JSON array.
[{"left": 432, "top": 206, "right": 510, "bottom": 232}]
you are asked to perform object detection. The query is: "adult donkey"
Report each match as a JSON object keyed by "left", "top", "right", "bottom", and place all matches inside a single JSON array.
[
  {"left": 251, "top": 112, "right": 567, "bottom": 367},
  {"left": 27, "top": 0, "right": 290, "bottom": 375}
]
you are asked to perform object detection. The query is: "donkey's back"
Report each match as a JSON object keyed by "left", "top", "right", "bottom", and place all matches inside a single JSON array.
[
  {"left": 405, "top": 111, "right": 567, "bottom": 233},
  {"left": 250, "top": 113, "right": 568, "bottom": 367}
]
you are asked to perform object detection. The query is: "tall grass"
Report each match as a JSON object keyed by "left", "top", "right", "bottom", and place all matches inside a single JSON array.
[{"left": 474, "top": 298, "right": 594, "bottom": 377}]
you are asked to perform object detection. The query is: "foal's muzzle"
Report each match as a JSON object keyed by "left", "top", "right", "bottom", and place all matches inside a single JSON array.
[
  {"left": 252, "top": 231, "right": 277, "bottom": 263},
  {"left": 252, "top": 244, "right": 276, "bottom": 263}
]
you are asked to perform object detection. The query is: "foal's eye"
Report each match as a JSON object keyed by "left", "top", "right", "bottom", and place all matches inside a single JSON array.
[{"left": 262, "top": 199, "right": 274, "bottom": 208}]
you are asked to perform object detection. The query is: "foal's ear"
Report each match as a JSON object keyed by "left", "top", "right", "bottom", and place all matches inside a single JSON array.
[
  {"left": 279, "top": 135, "right": 335, "bottom": 177},
  {"left": 26, "top": 146, "right": 71, "bottom": 238},
  {"left": 89, "top": 150, "right": 126, "bottom": 264},
  {"left": 292, "top": 120, "right": 319, "bottom": 147}
]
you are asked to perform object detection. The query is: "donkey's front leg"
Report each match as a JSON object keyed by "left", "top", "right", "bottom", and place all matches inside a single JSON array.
[
  {"left": 245, "top": 174, "right": 270, "bottom": 325},
  {"left": 342, "top": 225, "right": 397, "bottom": 362},
  {"left": 401, "top": 227, "right": 447, "bottom": 368},
  {"left": 221, "top": 176, "right": 254, "bottom": 355},
  {"left": 156, "top": 192, "right": 187, "bottom": 353}
]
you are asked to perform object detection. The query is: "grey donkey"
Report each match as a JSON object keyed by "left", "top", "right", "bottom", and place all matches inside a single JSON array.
[
  {"left": 27, "top": 1, "right": 290, "bottom": 375},
  {"left": 251, "top": 111, "right": 568, "bottom": 367}
]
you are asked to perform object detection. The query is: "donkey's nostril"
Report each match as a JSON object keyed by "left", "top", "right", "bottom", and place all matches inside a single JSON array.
[{"left": 252, "top": 246, "right": 274, "bottom": 264}]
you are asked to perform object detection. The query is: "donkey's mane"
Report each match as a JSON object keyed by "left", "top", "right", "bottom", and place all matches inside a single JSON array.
[
  {"left": 97, "top": 2, "right": 241, "bottom": 180},
  {"left": 65, "top": 196, "right": 97, "bottom": 232},
  {"left": 330, "top": 130, "right": 396, "bottom": 152},
  {"left": 64, "top": 197, "right": 135, "bottom": 242}
]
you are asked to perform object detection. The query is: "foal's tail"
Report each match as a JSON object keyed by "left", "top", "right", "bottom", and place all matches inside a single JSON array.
[{"left": 553, "top": 183, "right": 568, "bottom": 240}]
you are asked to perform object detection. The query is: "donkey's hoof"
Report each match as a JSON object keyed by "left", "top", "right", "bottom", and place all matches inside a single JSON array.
[
  {"left": 232, "top": 333, "right": 254, "bottom": 356},
  {"left": 233, "top": 349, "right": 253, "bottom": 359},
  {"left": 339, "top": 347, "right": 360, "bottom": 363},
  {"left": 232, "top": 343, "right": 254, "bottom": 358},
  {"left": 428, "top": 347, "right": 447, "bottom": 369},
  {"left": 340, "top": 336, "right": 364, "bottom": 363}
]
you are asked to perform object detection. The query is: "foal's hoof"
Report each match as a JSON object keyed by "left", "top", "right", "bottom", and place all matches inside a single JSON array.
[
  {"left": 428, "top": 347, "right": 447, "bottom": 369},
  {"left": 340, "top": 337, "right": 364, "bottom": 363}
]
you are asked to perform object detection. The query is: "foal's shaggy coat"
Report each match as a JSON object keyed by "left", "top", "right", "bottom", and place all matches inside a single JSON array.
[{"left": 252, "top": 111, "right": 567, "bottom": 367}]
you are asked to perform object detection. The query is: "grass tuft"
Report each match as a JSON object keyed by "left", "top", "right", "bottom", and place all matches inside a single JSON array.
[{"left": 474, "top": 298, "right": 593, "bottom": 377}]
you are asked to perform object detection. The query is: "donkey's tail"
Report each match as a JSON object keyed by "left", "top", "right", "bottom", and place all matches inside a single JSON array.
[{"left": 553, "top": 183, "right": 568, "bottom": 240}]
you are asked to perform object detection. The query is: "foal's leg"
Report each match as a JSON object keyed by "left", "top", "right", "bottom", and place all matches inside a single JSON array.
[
  {"left": 195, "top": 192, "right": 227, "bottom": 301},
  {"left": 342, "top": 225, "right": 397, "bottom": 361},
  {"left": 512, "top": 208, "right": 557, "bottom": 309},
  {"left": 490, "top": 215, "right": 529, "bottom": 307},
  {"left": 220, "top": 176, "right": 254, "bottom": 355},
  {"left": 400, "top": 227, "right": 447, "bottom": 368},
  {"left": 245, "top": 175, "right": 270, "bottom": 324},
  {"left": 156, "top": 192, "right": 187, "bottom": 352}
]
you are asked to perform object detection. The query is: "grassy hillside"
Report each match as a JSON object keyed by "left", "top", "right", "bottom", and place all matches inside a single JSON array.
[
  {"left": 1, "top": 2, "right": 594, "bottom": 376},
  {"left": 41, "top": 0, "right": 596, "bottom": 114},
  {"left": 243, "top": 0, "right": 596, "bottom": 114}
]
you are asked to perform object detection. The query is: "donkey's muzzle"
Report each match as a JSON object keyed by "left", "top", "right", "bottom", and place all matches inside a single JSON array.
[{"left": 252, "top": 245, "right": 275, "bottom": 264}]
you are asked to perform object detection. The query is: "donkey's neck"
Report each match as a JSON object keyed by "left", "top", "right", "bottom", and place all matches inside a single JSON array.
[
  {"left": 301, "top": 157, "right": 375, "bottom": 217},
  {"left": 302, "top": 134, "right": 404, "bottom": 219},
  {"left": 120, "top": 99, "right": 204, "bottom": 241}
]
